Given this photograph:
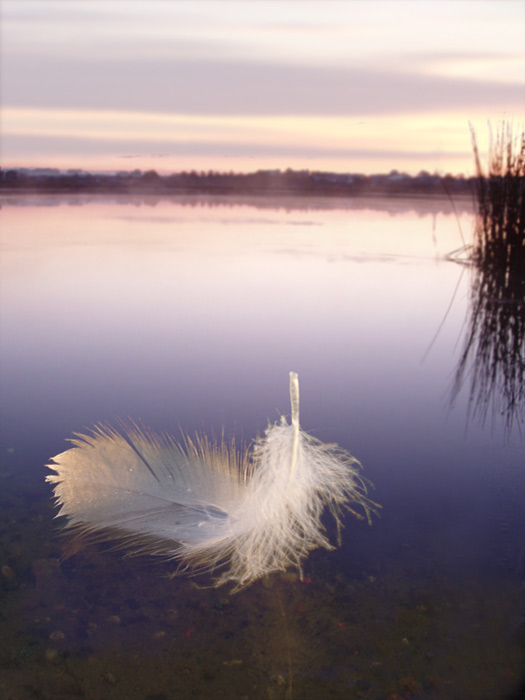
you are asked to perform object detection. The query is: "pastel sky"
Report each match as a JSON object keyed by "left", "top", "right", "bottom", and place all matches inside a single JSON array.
[{"left": 1, "top": 0, "right": 523, "bottom": 175}]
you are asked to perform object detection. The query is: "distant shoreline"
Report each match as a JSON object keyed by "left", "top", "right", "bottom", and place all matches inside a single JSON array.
[{"left": 0, "top": 166, "right": 477, "bottom": 199}]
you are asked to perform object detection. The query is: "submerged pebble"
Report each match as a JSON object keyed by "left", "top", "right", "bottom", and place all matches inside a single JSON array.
[
  {"left": 1, "top": 564, "right": 16, "bottom": 581},
  {"left": 44, "top": 648, "right": 60, "bottom": 664},
  {"left": 48, "top": 630, "right": 65, "bottom": 642}
]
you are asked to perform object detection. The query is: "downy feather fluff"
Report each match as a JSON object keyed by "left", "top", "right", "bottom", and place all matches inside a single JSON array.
[{"left": 47, "top": 372, "right": 376, "bottom": 589}]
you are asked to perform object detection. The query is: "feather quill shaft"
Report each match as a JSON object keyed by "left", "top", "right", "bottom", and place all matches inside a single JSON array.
[
  {"left": 47, "top": 373, "right": 377, "bottom": 589},
  {"left": 288, "top": 371, "right": 300, "bottom": 481}
]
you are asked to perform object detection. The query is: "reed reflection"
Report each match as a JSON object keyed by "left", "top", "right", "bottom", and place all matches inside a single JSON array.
[{"left": 451, "top": 124, "right": 524, "bottom": 436}]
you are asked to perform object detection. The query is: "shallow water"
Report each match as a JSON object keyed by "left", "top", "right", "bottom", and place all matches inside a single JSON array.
[{"left": 1, "top": 193, "right": 523, "bottom": 699}]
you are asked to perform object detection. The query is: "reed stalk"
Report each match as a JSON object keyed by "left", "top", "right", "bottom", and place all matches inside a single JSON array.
[{"left": 452, "top": 123, "right": 524, "bottom": 435}]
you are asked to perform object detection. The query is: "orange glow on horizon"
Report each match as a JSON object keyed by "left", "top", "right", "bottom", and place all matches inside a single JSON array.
[{"left": 2, "top": 106, "right": 517, "bottom": 177}]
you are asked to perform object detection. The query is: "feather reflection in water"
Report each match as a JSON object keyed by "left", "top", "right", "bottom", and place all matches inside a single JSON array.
[{"left": 47, "top": 373, "right": 377, "bottom": 589}]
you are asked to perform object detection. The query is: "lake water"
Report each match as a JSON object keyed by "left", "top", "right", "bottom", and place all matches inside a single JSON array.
[{"left": 1, "top": 193, "right": 523, "bottom": 699}]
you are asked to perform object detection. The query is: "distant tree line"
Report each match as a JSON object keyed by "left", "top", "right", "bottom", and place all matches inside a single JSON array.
[{"left": 0, "top": 166, "right": 478, "bottom": 197}]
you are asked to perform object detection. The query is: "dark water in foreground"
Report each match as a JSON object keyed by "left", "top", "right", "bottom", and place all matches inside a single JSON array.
[{"left": 1, "top": 194, "right": 523, "bottom": 699}]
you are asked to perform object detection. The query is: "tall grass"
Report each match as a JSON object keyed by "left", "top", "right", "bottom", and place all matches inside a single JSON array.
[
  {"left": 452, "top": 123, "right": 524, "bottom": 436},
  {"left": 470, "top": 121, "right": 524, "bottom": 268}
]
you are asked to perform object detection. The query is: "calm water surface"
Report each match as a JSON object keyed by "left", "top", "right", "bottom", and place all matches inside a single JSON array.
[{"left": 1, "top": 194, "right": 523, "bottom": 699}]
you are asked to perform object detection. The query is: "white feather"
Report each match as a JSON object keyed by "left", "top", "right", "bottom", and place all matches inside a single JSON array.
[{"left": 47, "top": 372, "right": 377, "bottom": 589}]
